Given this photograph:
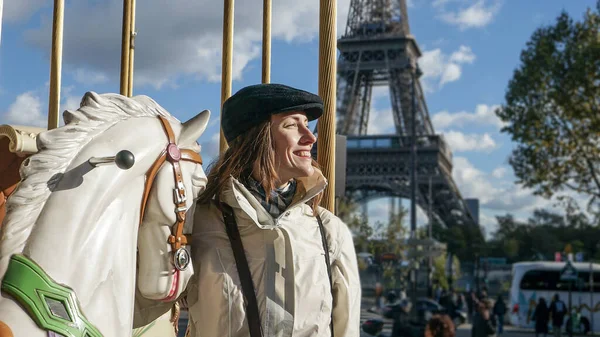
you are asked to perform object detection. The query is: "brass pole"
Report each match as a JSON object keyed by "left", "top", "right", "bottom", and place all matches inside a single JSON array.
[
  {"left": 220, "top": 0, "right": 235, "bottom": 154},
  {"left": 47, "top": 0, "right": 65, "bottom": 130},
  {"left": 119, "top": 0, "right": 132, "bottom": 96},
  {"left": 127, "top": 0, "right": 136, "bottom": 96},
  {"left": 261, "top": 0, "right": 272, "bottom": 84},
  {"left": 317, "top": 0, "right": 337, "bottom": 213},
  {"left": 0, "top": 1, "right": 4, "bottom": 47}
]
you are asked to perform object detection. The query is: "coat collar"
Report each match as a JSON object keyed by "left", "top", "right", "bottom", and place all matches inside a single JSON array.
[{"left": 219, "top": 169, "right": 328, "bottom": 229}]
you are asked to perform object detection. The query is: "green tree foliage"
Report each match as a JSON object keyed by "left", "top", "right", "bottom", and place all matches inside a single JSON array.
[
  {"left": 487, "top": 208, "right": 599, "bottom": 263},
  {"left": 503, "top": 239, "right": 520, "bottom": 259},
  {"left": 431, "top": 218, "right": 484, "bottom": 263},
  {"left": 432, "top": 253, "right": 461, "bottom": 290},
  {"left": 495, "top": 3, "right": 600, "bottom": 216}
]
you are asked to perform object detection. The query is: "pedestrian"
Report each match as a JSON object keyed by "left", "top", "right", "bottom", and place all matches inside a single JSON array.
[
  {"left": 471, "top": 300, "right": 496, "bottom": 337},
  {"left": 371, "top": 282, "right": 385, "bottom": 314},
  {"left": 533, "top": 297, "right": 550, "bottom": 337},
  {"left": 467, "top": 290, "right": 476, "bottom": 323},
  {"left": 425, "top": 315, "right": 455, "bottom": 337},
  {"left": 492, "top": 295, "right": 507, "bottom": 335},
  {"left": 184, "top": 83, "right": 360, "bottom": 336},
  {"left": 549, "top": 294, "right": 567, "bottom": 337}
]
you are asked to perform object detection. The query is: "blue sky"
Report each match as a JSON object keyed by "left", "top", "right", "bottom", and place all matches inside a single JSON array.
[{"left": 0, "top": 0, "right": 596, "bottom": 237}]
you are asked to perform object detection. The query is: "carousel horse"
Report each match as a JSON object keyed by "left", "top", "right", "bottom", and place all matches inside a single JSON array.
[{"left": 0, "top": 92, "right": 210, "bottom": 337}]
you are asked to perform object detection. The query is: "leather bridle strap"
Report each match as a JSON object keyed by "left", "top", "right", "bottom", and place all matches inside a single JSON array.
[{"left": 139, "top": 116, "right": 203, "bottom": 252}]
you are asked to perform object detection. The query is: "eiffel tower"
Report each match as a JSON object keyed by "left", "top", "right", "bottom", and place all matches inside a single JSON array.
[{"left": 337, "top": 0, "right": 479, "bottom": 233}]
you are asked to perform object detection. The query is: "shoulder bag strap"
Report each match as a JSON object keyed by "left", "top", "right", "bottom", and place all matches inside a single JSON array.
[
  {"left": 316, "top": 214, "right": 335, "bottom": 337},
  {"left": 220, "top": 203, "right": 263, "bottom": 337}
]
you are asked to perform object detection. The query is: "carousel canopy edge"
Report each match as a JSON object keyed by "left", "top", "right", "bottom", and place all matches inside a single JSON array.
[{"left": 0, "top": 124, "right": 46, "bottom": 154}]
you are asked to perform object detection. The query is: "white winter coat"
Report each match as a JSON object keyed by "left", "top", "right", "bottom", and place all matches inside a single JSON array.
[{"left": 184, "top": 171, "right": 361, "bottom": 337}]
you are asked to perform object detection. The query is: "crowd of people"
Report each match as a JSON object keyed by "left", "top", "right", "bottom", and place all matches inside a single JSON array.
[{"left": 365, "top": 281, "right": 577, "bottom": 337}]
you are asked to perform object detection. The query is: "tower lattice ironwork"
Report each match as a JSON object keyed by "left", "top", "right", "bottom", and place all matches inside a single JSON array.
[{"left": 337, "top": 0, "right": 479, "bottom": 232}]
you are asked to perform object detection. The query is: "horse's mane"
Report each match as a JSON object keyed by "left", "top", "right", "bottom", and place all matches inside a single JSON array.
[{"left": 0, "top": 92, "right": 179, "bottom": 259}]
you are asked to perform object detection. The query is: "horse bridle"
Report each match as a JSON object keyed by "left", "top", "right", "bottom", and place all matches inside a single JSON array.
[{"left": 139, "top": 115, "right": 203, "bottom": 271}]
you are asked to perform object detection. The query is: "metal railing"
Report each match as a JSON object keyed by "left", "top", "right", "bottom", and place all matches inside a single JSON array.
[{"left": 346, "top": 134, "right": 453, "bottom": 162}]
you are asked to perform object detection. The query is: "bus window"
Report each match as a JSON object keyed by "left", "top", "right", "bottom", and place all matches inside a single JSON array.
[
  {"left": 520, "top": 270, "right": 558, "bottom": 290},
  {"left": 521, "top": 269, "right": 600, "bottom": 293}
]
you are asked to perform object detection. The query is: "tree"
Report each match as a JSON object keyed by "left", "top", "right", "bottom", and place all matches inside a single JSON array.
[
  {"left": 495, "top": 2, "right": 600, "bottom": 216},
  {"left": 432, "top": 253, "right": 461, "bottom": 290},
  {"left": 488, "top": 208, "right": 600, "bottom": 263},
  {"left": 503, "top": 239, "right": 520, "bottom": 259}
]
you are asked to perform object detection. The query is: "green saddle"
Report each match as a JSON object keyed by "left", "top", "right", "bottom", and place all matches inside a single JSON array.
[{"left": 1, "top": 254, "right": 103, "bottom": 337}]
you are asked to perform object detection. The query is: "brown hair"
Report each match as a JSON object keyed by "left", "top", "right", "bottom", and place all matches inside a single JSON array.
[
  {"left": 197, "top": 120, "right": 323, "bottom": 213},
  {"left": 425, "top": 315, "right": 455, "bottom": 337}
]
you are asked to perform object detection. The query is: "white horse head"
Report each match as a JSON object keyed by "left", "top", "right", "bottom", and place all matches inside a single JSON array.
[
  {"left": 137, "top": 107, "right": 209, "bottom": 302},
  {"left": 0, "top": 92, "right": 209, "bottom": 337}
]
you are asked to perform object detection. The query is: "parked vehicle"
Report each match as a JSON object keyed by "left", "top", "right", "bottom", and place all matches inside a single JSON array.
[{"left": 382, "top": 298, "right": 467, "bottom": 329}]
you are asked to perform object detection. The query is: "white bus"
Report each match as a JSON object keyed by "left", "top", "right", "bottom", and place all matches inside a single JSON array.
[{"left": 509, "top": 262, "right": 600, "bottom": 334}]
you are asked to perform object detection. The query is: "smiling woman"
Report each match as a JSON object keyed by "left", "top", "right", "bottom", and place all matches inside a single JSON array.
[{"left": 188, "top": 83, "right": 362, "bottom": 337}]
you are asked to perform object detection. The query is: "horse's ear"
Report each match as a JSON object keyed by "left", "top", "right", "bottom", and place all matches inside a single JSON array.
[{"left": 179, "top": 110, "right": 210, "bottom": 145}]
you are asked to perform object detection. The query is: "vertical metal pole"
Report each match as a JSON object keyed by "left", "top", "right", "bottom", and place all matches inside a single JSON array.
[
  {"left": 127, "top": 0, "right": 136, "bottom": 96},
  {"left": 261, "top": 0, "right": 271, "bottom": 84},
  {"left": 220, "top": 0, "right": 235, "bottom": 154},
  {"left": 448, "top": 253, "right": 454, "bottom": 289},
  {"left": 0, "top": 0, "right": 4, "bottom": 47},
  {"left": 410, "top": 68, "right": 417, "bottom": 236},
  {"left": 317, "top": 0, "right": 337, "bottom": 213},
  {"left": 569, "top": 281, "right": 573, "bottom": 337},
  {"left": 427, "top": 176, "right": 433, "bottom": 295},
  {"left": 409, "top": 64, "right": 418, "bottom": 314},
  {"left": 48, "top": 0, "right": 65, "bottom": 130},
  {"left": 390, "top": 197, "right": 395, "bottom": 225},
  {"left": 591, "top": 262, "right": 594, "bottom": 335},
  {"left": 119, "top": 0, "right": 132, "bottom": 96}
]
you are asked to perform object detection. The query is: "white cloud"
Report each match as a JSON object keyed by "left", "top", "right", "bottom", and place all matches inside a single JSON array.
[
  {"left": 419, "top": 45, "right": 475, "bottom": 92},
  {"left": 491, "top": 166, "right": 507, "bottom": 179},
  {"left": 366, "top": 108, "right": 396, "bottom": 135},
  {"left": 432, "top": 0, "right": 453, "bottom": 8},
  {"left": 2, "top": 92, "right": 46, "bottom": 127},
  {"left": 371, "top": 86, "right": 389, "bottom": 101},
  {"left": 23, "top": 0, "right": 350, "bottom": 89},
  {"left": 440, "top": 63, "right": 461, "bottom": 85},
  {"left": 449, "top": 45, "right": 476, "bottom": 64},
  {"left": 365, "top": 86, "right": 396, "bottom": 135},
  {"left": 438, "top": 0, "right": 502, "bottom": 30},
  {"left": 72, "top": 68, "right": 109, "bottom": 85},
  {"left": 478, "top": 212, "right": 497, "bottom": 236},
  {"left": 3, "top": 0, "right": 47, "bottom": 24},
  {"left": 453, "top": 156, "right": 548, "bottom": 213},
  {"left": 432, "top": 104, "right": 504, "bottom": 130},
  {"left": 442, "top": 130, "right": 497, "bottom": 152},
  {"left": 198, "top": 130, "right": 221, "bottom": 166}
]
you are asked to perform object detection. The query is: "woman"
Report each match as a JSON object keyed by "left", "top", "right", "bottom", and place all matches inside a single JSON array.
[
  {"left": 471, "top": 300, "right": 496, "bottom": 337},
  {"left": 533, "top": 297, "right": 550, "bottom": 337},
  {"left": 185, "top": 84, "right": 361, "bottom": 337},
  {"left": 425, "top": 315, "right": 456, "bottom": 337},
  {"left": 493, "top": 295, "right": 507, "bottom": 335}
]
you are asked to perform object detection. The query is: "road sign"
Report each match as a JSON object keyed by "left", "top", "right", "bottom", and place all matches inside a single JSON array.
[
  {"left": 561, "top": 260, "right": 579, "bottom": 281},
  {"left": 576, "top": 252, "right": 584, "bottom": 262}
]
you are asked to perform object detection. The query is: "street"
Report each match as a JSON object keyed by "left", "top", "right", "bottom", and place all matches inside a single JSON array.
[
  {"left": 456, "top": 324, "right": 534, "bottom": 337},
  {"left": 361, "top": 304, "right": 540, "bottom": 337}
]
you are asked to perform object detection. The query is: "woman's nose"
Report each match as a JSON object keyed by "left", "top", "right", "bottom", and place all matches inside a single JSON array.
[{"left": 301, "top": 128, "right": 317, "bottom": 145}]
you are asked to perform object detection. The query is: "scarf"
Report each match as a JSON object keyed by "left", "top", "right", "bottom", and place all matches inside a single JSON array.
[{"left": 245, "top": 176, "right": 297, "bottom": 218}]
